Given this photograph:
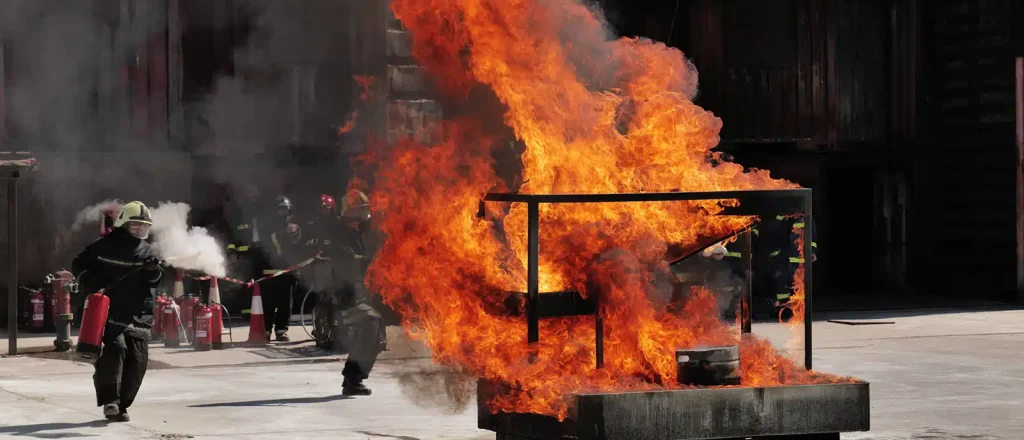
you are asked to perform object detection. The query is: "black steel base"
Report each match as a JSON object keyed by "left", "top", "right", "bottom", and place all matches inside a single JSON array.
[
  {"left": 479, "top": 379, "right": 869, "bottom": 440},
  {"left": 497, "top": 435, "right": 839, "bottom": 440}
]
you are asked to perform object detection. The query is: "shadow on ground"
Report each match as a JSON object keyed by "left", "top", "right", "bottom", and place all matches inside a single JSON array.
[
  {"left": 188, "top": 394, "right": 352, "bottom": 407},
  {"left": 18, "top": 348, "right": 173, "bottom": 370},
  {"left": 355, "top": 431, "right": 422, "bottom": 440},
  {"left": 0, "top": 420, "right": 109, "bottom": 438}
]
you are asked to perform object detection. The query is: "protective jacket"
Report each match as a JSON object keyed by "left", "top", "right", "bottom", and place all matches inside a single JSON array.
[
  {"left": 223, "top": 196, "right": 264, "bottom": 255},
  {"left": 72, "top": 228, "right": 163, "bottom": 331},
  {"left": 308, "top": 219, "right": 371, "bottom": 310}
]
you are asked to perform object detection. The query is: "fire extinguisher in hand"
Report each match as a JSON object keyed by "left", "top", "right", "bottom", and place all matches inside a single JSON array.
[
  {"left": 74, "top": 265, "right": 147, "bottom": 361},
  {"left": 75, "top": 290, "right": 110, "bottom": 361}
]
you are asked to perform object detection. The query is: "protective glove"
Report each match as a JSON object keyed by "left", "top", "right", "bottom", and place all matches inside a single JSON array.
[
  {"left": 143, "top": 257, "right": 161, "bottom": 271},
  {"left": 287, "top": 223, "right": 302, "bottom": 242}
]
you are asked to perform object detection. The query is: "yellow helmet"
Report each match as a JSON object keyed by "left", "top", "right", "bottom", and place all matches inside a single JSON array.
[
  {"left": 113, "top": 201, "right": 153, "bottom": 228},
  {"left": 340, "top": 190, "right": 369, "bottom": 218}
]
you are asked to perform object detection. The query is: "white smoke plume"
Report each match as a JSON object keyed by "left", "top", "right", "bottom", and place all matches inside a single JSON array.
[
  {"left": 70, "top": 199, "right": 122, "bottom": 231},
  {"left": 149, "top": 202, "right": 227, "bottom": 278}
]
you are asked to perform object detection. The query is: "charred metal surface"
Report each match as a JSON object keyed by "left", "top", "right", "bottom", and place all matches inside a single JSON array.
[
  {"left": 502, "top": 291, "right": 597, "bottom": 318},
  {"left": 676, "top": 346, "right": 740, "bottom": 386},
  {"left": 477, "top": 380, "right": 578, "bottom": 438},
  {"left": 483, "top": 189, "right": 809, "bottom": 205},
  {"left": 479, "top": 379, "right": 870, "bottom": 440}
]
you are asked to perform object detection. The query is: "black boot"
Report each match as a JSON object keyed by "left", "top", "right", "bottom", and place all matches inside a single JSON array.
[{"left": 342, "top": 379, "right": 372, "bottom": 396}]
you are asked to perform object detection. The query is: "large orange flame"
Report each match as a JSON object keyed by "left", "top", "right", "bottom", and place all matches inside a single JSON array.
[{"left": 359, "top": 0, "right": 850, "bottom": 420}]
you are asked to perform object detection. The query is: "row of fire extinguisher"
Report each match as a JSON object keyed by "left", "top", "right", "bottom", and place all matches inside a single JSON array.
[
  {"left": 18, "top": 270, "right": 76, "bottom": 352},
  {"left": 77, "top": 291, "right": 227, "bottom": 360},
  {"left": 152, "top": 294, "right": 225, "bottom": 352}
]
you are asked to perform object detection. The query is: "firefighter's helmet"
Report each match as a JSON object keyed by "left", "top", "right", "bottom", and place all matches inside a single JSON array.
[
  {"left": 275, "top": 195, "right": 292, "bottom": 209},
  {"left": 320, "top": 194, "right": 336, "bottom": 210},
  {"left": 274, "top": 195, "right": 293, "bottom": 218},
  {"left": 113, "top": 201, "right": 153, "bottom": 228},
  {"left": 340, "top": 190, "right": 369, "bottom": 219}
]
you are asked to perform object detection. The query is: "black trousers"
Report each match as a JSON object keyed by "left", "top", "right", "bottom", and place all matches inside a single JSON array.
[
  {"left": 262, "top": 275, "right": 293, "bottom": 334},
  {"left": 94, "top": 328, "right": 149, "bottom": 409},
  {"left": 339, "top": 303, "right": 382, "bottom": 383}
]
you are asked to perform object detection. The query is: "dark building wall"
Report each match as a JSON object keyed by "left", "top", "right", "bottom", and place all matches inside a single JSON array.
[
  {"left": 685, "top": 0, "right": 890, "bottom": 146},
  {"left": 912, "top": 0, "right": 1022, "bottom": 298},
  {"left": 679, "top": 0, "right": 1024, "bottom": 302}
]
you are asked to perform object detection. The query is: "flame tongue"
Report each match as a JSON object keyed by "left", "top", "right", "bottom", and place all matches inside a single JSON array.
[{"left": 362, "top": 0, "right": 845, "bottom": 421}]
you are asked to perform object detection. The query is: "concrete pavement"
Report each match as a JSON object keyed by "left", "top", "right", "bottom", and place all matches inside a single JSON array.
[{"left": 1, "top": 307, "right": 1022, "bottom": 439}]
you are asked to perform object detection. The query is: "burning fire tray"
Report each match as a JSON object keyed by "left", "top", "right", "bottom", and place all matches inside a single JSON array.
[{"left": 478, "top": 379, "right": 870, "bottom": 440}]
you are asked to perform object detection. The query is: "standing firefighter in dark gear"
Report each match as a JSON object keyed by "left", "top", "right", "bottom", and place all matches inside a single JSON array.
[
  {"left": 764, "top": 214, "right": 817, "bottom": 321},
  {"left": 223, "top": 185, "right": 265, "bottom": 317},
  {"left": 335, "top": 189, "right": 383, "bottom": 396},
  {"left": 306, "top": 194, "right": 346, "bottom": 351},
  {"left": 71, "top": 201, "right": 163, "bottom": 422},
  {"left": 264, "top": 195, "right": 302, "bottom": 342}
]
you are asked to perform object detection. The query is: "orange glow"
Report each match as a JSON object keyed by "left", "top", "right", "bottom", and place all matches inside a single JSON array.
[
  {"left": 356, "top": 0, "right": 851, "bottom": 420},
  {"left": 338, "top": 112, "right": 358, "bottom": 134},
  {"left": 354, "top": 75, "right": 376, "bottom": 102},
  {"left": 337, "top": 76, "right": 376, "bottom": 136}
]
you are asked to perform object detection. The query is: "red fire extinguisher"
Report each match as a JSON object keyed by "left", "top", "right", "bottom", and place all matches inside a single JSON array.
[
  {"left": 28, "top": 288, "right": 46, "bottom": 333},
  {"left": 193, "top": 305, "right": 213, "bottom": 351},
  {"left": 177, "top": 295, "right": 200, "bottom": 344},
  {"left": 100, "top": 206, "right": 117, "bottom": 237},
  {"left": 152, "top": 294, "right": 168, "bottom": 342},
  {"left": 163, "top": 300, "right": 181, "bottom": 347},
  {"left": 75, "top": 292, "right": 110, "bottom": 360}
]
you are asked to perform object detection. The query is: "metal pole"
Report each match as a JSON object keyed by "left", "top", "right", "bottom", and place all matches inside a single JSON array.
[
  {"left": 1015, "top": 57, "right": 1023, "bottom": 300},
  {"left": 527, "top": 202, "right": 539, "bottom": 345},
  {"left": 803, "top": 193, "right": 813, "bottom": 370},
  {"left": 741, "top": 229, "right": 753, "bottom": 334},
  {"left": 7, "top": 175, "right": 18, "bottom": 356},
  {"left": 595, "top": 295, "right": 604, "bottom": 369}
]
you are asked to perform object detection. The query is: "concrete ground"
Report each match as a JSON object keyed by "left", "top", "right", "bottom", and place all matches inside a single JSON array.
[{"left": 1, "top": 307, "right": 1022, "bottom": 439}]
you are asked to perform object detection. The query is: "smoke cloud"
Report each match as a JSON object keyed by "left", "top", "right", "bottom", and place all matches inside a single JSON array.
[
  {"left": 149, "top": 202, "right": 227, "bottom": 278},
  {"left": 396, "top": 367, "right": 477, "bottom": 414},
  {"left": 69, "top": 199, "right": 122, "bottom": 232}
]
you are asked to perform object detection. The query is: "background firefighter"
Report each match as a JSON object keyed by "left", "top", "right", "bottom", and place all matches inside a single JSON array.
[
  {"left": 221, "top": 184, "right": 265, "bottom": 320},
  {"left": 71, "top": 201, "right": 163, "bottom": 422},
  {"left": 263, "top": 195, "right": 302, "bottom": 341},
  {"left": 759, "top": 214, "right": 818, "bottom": 321},
  {"left": 305, "top": 194, "right": 347, "bottom": 352}
]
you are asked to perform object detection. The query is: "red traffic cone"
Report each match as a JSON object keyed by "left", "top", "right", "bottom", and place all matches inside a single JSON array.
[
  {"left": 172, "top": 270, "right": 185, "bottom": 300},
  {"left": 246, "top": 282, "right": 268, "bottom": 346},
  {"left": 209, "top": 278, "right": 226, "bottom": 349}
]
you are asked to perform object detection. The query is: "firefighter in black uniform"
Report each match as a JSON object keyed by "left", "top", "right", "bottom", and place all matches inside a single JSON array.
[
  {"left": 306, "top": 194, "right": 345, "bottom": 351},
  {"left": 264, "top": 196, "right": 302, "bottom": 341},
  {"left": 760, "top": 214, "right": 817, "bottom": 321},
  {"left": 72, "top": 201, "right": 163, "bottom": 422},
  {"left": 335, "top": 190, "right": 382, "bottom": 396},
  {"left": 223, "top": 185, "right": 264, "bottom": 317}
]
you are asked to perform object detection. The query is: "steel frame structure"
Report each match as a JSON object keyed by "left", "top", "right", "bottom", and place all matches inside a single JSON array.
[{"left": 482, "top": 188, "right": 815, "bottom": 370}]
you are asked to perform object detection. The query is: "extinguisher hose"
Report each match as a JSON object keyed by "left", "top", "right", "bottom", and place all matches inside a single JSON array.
[
  {"left": 217, "top": 303, "right": 235, "bottom": 346},
  {"left": 171, "top": 305, "right": 190, "bottom": 345},
  {"left": 299, "top": 286, "right": 315, "bottom": 339}
]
